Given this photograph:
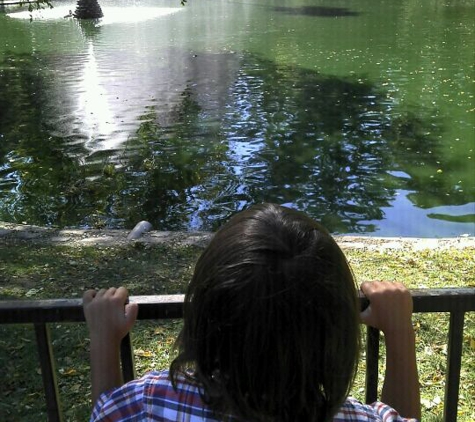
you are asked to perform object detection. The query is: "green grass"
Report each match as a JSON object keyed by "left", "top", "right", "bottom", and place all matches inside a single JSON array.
[
  {"left": 0, "top": 240, "right": 474, "bottom": 421},
  {"left": 346, "top": 247, "right": 475, "bottom": 421}
]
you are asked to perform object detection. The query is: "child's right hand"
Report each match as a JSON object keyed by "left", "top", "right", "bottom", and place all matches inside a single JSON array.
[
  {"left": 83, "top": 287, "right": 138, "bottom": 347},
  {"left": 360, "top": 281, "right": 414, "bottom": 336}
]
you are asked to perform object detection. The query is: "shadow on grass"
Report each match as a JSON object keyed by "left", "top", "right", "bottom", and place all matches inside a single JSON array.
[
  {"left": 0, "top": 240, "right": 201, "bottom": 300},
  {"left": 0, "top": 319, "right": 182, "bottom": 421}
]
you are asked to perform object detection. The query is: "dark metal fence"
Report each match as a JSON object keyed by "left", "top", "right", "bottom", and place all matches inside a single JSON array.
[{"left": 0, "top": 288, "right": 474, "bottom": 422}]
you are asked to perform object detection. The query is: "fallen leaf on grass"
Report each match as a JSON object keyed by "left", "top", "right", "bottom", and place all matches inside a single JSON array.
[
  {"left": 135, "top": 349, "right": 153, "bottom": 358},
  {"left": 59, "top": 368, "right": 78, "bottom": 376}
]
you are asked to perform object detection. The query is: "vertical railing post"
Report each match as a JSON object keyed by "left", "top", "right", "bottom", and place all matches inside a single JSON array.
[
  {"left": 0, "top": 289, "right": 470, "bottom": 421},
  {"left": 34, "top": 323, "right": 63, "bottom": 422},
  {"left": 443, "top": 311, "right": 465, "bottom": 422},
  {"left": 365, "top": 326, "right": 380, "bottom": 404},
  {"left": 120, "top": 333, "right": 136, "bottom": 383}
]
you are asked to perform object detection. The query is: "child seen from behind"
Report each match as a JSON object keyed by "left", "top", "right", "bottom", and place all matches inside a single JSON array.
[{"left": 84, "top": 203, "right": 420, "bottom": 421}]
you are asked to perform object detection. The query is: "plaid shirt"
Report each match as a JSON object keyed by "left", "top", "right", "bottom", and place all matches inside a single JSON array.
[{"left": 91, "top": 371, "right": 418, "bottom": 422}]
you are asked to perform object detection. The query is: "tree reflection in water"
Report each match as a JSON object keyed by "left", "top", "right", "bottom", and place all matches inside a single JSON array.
[
  {"left": 223, "top": 55, "right": 400, "bottom": 233},
  {"left": 1, "top": 52, "right": 465, "bottom": 233}
]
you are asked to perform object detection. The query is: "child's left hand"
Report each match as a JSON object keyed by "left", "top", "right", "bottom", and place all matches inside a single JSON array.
[{"left": 83, "top": 287, "right": 138, "bottom": 347}]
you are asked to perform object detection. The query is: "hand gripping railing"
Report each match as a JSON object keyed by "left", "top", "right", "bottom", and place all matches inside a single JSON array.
[{"left": 0, "top": 288, "right": 474, "bottom": 422}]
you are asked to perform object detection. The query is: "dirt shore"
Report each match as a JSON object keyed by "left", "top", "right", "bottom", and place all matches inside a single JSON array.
[{"left": 1, "top": 221, "right": 474, "bottom": 251}]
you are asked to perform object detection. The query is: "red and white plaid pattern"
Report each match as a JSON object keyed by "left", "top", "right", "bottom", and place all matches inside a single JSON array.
[{"left": 92, "top": 371, "right": 418, "bottom": 422}]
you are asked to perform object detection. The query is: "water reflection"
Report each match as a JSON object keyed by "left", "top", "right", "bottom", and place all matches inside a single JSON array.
[
  {"left": 222, "top": 56, "right": 396, "bottom": 233},
  {"left": 387, "top": 110, "right": 474, "bottom": 210},
  {"left": 3, "top": 49, "right": 470, "bottom": 234},
  {"left": 0, "top": 0, "right": 474, "bottom": 236},
  {"left": 7, "top": 4, "right": 181, "bottom": 24},
  {"left": 272, "top": 6, "right": 360, "bottom": 18},
  {"left": 79, "top": 41, "right": 116, "bottom": 147}
]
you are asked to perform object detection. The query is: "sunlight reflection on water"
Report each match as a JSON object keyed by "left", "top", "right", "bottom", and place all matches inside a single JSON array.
[
  {"left": 7, "top": 5, "right": 181, "bottom": 24},
  {"left": 7, "top": 4, "right": 183, "bottom": 151}
]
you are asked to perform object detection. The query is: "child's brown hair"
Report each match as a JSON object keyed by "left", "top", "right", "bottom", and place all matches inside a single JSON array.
[{"left": 171, "top": 203, "right": 361, "bottom": 421}]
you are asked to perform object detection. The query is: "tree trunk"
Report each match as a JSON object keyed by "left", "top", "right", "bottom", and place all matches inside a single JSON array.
[{"left": 74, "top": 0, "right": 103, "bottom": 19}]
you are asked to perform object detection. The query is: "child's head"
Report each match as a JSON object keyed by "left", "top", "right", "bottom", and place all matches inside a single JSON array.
[{"left": 171, "top": 203, "right": 360, "bottom": 421}]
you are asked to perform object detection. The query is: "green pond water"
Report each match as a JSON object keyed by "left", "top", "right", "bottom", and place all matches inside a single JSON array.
[{"left": 0, "top": 0, "right": 474, "bottom": 236}]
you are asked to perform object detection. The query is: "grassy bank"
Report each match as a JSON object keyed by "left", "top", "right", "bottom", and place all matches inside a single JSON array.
[{"left": 0, "top": 238, "right": 474, "bottom": 421}]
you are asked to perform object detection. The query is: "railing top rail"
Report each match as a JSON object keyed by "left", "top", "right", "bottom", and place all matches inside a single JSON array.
[
  {"left": 0, "top": 294, "right": 185, "bottom": 324},
  {"left": 0, "top": 288, "right": 474, "bottom": 324},
  {"left": 410, "top": 287, "right": 475, "bottom": 312}
]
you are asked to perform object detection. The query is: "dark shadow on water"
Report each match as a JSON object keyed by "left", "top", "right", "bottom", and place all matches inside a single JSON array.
[
  {"left": 76, "top": 18, "right": 102, "bottom": 39},
  {"left": 272, "top": 6, "right": 360, "bottom": 17}
]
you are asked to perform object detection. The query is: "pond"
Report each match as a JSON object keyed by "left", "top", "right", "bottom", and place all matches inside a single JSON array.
[{"left": 0, "top": 0, "right": 474, "bottom": 236}]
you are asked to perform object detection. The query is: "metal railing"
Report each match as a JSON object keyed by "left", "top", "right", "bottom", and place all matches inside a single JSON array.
[{"left": 0, "top": 288, "right": 474, "bottom": 422}]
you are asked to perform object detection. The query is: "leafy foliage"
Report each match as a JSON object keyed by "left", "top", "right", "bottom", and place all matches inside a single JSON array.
[{"left": 20, "top": 0, "right": 53, "bottom": 13}]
